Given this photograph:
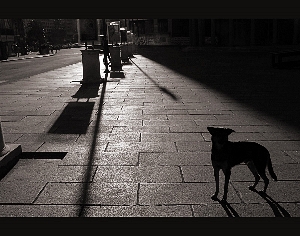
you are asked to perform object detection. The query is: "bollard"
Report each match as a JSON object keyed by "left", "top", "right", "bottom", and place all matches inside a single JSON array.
[
  {"left": 0, "top": 117, "right": 10, "bottom": 156},
  {"left": 128, "top": 43, "right": 134, "bottom": 58},
  {"left": 80, "top": 49, "right": 101, "bottom": 83},
  {"left": 110, "top": 45, "right": 122, "bottom": 71},
  {"left": 0, "top": 117, "right": 22, "bottom": 177},
  {"left": 120, "top": 44, "right": 130, "bottom": 63}
]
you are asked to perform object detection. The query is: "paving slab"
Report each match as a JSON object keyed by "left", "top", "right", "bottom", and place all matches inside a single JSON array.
[
  {"left": 93, "top": 166, "right": 182, "bottom": 183},
  {"left": 34, "top": 182, "right": 138, "bottom": 205},
  {"left": 138, "top": 152, "right": 211, "bottom": 166},
  {"left": 80, "top": 205, "right": 192, "bottom": 217},
  {"left": 61, "top": 151, "right": 139, "bottom": 166},
  {"left": 138, "top": 183, "right": 242, "bottom": 205},
  {"left": 141, "top": 132, "right": 204, "bottom": 142},
  {"left": 0, "top": 204, "right": 78, "bottom": 217},
  {"left": 105, "top": 141, "right": 177, "bottom": 153}
]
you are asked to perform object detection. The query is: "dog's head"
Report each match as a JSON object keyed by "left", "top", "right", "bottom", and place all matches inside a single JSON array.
[{"left": 207, "top": 127, "right": 235, "bottom": 150}]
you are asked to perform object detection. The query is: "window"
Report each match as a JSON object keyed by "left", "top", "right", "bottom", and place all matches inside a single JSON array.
[
  {"left": 172, "top": 19, "right": 189, "bottom": 37},
  {"left": 158, "top": 19, "right": 168, "bottom": 33}
]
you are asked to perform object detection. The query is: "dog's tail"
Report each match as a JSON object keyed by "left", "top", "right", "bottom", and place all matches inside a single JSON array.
[{"left": 267, "top": 155, "right": 278, "bottom": 181}]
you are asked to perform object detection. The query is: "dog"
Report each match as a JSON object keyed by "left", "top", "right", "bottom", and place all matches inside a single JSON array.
[{"left": 207, "top": 126, "right": 277, "bottom": 202}]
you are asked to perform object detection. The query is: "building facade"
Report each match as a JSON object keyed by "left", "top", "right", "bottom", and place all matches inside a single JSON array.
[
  {"left": 126, "top": 19, "right": 300, "bottom": 47},
  {"left": 1, "top": 18, "right": 300, "bottom": 59},
  {"left": 0, "top": 19, "right": 26, "bottom": 59},
  {"left": 0, "top": 19, "right": 78, "bottom": 59}
]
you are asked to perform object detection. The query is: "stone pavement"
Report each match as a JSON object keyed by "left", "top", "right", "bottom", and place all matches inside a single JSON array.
[{"left": 0, "top": 46, "right": 300, "bottom": 217}]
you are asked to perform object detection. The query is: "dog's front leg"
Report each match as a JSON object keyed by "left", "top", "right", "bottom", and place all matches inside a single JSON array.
[
  {"left": 211, "top": 167, "right": 220, "bottom": 201},
  {"left": 222, "top": 169, "right": 231, "bottom": 202}
]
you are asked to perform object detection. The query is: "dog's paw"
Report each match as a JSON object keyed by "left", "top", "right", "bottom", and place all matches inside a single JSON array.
[
  {"left": 258, "top": 190, "right": 267, "bottom": 195},
  {"left": 211, "top": 195, "right": 219, "bottom": 201},
  {"left": 221, "top": 196, "right": 228, "bottom": 202},
  {"left": 248, "top": 185, "right": 256, "bottom": 191},
  {"left": 220, "top": 198, "right": 227, "bottom": 204}
]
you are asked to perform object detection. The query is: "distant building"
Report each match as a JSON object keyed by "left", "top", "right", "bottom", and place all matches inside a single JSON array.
[
  {"left": 0, "top": 19, "right": 23, "bottom": 59},
  {"left": 1, "top": 18, "right": 299, "bottom": 60},
  {"left": 126, "top": 19, "right": 300, "bottom": 46},
  {"left": 36, "top": 19, "right": 78, "bottom": 44}
]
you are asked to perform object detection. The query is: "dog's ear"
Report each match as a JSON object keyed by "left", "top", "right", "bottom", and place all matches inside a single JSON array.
[
  {"left": 207, "top": 127, "right": 235, "bottom": 136},
  {"left": 224, "top": 128, "right": 235, "bottom": 136},
  {"left": 207, "top": 126, "right": 217, "bottom": 135}
]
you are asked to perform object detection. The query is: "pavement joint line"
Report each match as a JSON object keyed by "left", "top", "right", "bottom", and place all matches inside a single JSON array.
[
  {"left": 178, "top": 166, "right": 185, "bottom": 183},
  {"left": 136, "top": 183, "right": 141, "bottom": 205}
]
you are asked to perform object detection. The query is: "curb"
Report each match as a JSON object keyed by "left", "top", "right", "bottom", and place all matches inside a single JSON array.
[
  {"left": 1, "top": 53, "right": 55, "bottom": 63},
  {"left": 0, "top": 144, "right": 22, "bottom": 179}
]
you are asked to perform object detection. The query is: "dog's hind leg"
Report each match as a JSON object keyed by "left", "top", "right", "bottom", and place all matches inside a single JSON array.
[
  {"left": 222, "top": 169, "right": 231, "bottom": 202},
  {"left": 246, "top": 161, "right": 260, "bottom": 191},
  {"left": 211, "top": 167, "right": 220, "bottom": 201},
  {"left": 257, "top": 169, "right": 269, "bottom": 193}
]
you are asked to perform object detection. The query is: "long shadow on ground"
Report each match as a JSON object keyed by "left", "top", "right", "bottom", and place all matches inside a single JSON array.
[
  {"left": 138, "top": 46, "right": 300, "bottom": 132},
  {"left": 48, "top": 83, "right": 101, "bottom": 134},
  {"left": 77, "top": 74, "right": 108, "bottom": 217}
]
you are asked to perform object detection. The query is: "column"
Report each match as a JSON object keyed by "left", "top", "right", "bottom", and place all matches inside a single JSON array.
[
  {"left": 293, "top": 19, "right": 299, "bottom": 45},
  {"left": 229, "top": 19, "right": 234, "bottom": 47},
  {"left": 168, "top": 19, "right": 172, "bottom": 36},
  {"left": 211, "top": 19, "right": 216, "bottom": 46},
  {"left": 189, "top": 19, "right": 197, "bottom": 46},
  {"left": 273, "top": 19, "right": 277, "bottom": 45},
  {"left": 77, "top": 19, "right": 81, "bottom": 44},
  {"left": 250, "top": 19, "right": 255, "bottom": 46},
  {"left": 198, "top": 19, "right": 204, "bottom": 46},
  {"left": 154, "top": 19, "right": 158, "bottom": 34}
]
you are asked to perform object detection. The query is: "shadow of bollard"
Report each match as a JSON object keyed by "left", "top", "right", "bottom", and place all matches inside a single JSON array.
[
  {"left": 48, "top": 82, "right": 102, "bottom": 134},
  {"left": 48, "top": 102, "right": 95, "bottom": 134},
  {"left": 72, "top": 82, "right": 101, "bottom": 101}
]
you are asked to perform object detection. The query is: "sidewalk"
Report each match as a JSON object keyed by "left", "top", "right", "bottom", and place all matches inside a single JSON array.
[{"left": 0, "top": 46, "right": 300, "bottom": 217}]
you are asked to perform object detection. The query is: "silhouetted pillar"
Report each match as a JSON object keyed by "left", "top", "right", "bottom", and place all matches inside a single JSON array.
[
  {"left": 250, "top": 19, "right": 255, "bottom": 46},
  {"left": 211, "top": 19, "right": 216, "bottom": 46},
  {"left": 198, "top": 19, "right": 204, "bottom": 46},
  {"left": 273, "top": 19, "right": 278, "bottom": 45},
  {"left": 97, "top": 19, "right": 101, "bottom": 43},
  {"left": 293, "top": 19, "right": 299, "bottom": 45},
  {"left": 77, "top": 19, "right": 81, "bottom": 44},
  {"left": 168, "top": 19, "right": 172, "bottom": 35},
  {"left": 154, "top": 19, "right": 158, "bottom": 34},
  {"left": 229, "top": 19, "right": 234, "bottom": 47},
  {"left": 189, "top": 19, "right": 197, "bottom": 46}
]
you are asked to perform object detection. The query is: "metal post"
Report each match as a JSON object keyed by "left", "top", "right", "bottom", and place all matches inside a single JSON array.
[
  {"left": 0, "top": 116, "right": 22, "bottom": 177},
  {"left": 102, "top": 19, "right": 110, "bottom": 73},
  {"left": 0, "top": 117, "right": 9, "bottom": 156}
]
